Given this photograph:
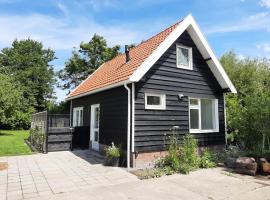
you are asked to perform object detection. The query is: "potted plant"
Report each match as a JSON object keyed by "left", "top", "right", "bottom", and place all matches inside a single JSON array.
[{"left": 105, "top": 142, "right": 120, "bottom": 167}]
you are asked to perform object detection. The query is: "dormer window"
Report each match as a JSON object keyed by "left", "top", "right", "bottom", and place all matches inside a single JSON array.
[{"left": 176, "top": 44, "right": 193, "bottom": 70}]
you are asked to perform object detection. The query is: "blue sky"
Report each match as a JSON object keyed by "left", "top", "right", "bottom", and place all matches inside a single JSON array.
[{"left": 0, "top": 0, "right": 270, "bottom": 101}]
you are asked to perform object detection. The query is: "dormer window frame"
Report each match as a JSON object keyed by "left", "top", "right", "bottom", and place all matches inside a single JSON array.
[{"left": 176, "top": 44, "right": 193, "bottom": 70}]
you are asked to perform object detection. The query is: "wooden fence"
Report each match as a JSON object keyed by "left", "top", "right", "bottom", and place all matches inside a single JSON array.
[{"left": 31, "top": 112, "right": 73, "bottom": 153}]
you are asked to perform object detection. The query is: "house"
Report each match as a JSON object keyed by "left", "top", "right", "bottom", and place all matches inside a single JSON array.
[{"left": 66, "top": 14, "right": 237, "bottom": 168}]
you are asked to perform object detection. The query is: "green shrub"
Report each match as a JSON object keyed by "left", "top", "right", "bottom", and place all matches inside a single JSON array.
[
  {"left": 200, "top": 148, "right": 217, "bottom": 168},
  {"left": 224, "top": 145, "right": 245, "bottom": 158},
  {"left": 178, "top": 134, "right": 200, "bottom": 174},
  {"left": 105, "top": 142, "right": 120, "bottom": 159},
  {"left": 158, "top": 133, "right": 200, "bottom": 174},
  {"left": 29, "top": 126, "right": 45, "bottom": 152},
  {"left": 163, "top": 135, "right": 181, "bottom": 171}
]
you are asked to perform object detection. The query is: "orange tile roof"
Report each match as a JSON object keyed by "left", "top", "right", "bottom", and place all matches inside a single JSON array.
[{"left": 68, "top": 20, "right": 182, "bottom": 98}]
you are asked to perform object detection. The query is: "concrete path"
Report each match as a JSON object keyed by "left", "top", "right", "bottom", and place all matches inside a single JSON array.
[
  {"left": 32, "top": 168, "right": 270, "bottom": 200},
  {"left": 1, "top": 151, "right": 270, "bottom": 200},
  {"left": 29, "top": 168, "right": 270, "bottom": 200},
  {"left": 0, "top": 151, "right": 137, "bottom": 200}
]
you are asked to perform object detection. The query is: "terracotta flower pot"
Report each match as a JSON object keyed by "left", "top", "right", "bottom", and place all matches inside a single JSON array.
[{"left": 260, "top": 158, "right": 270, "bottom": 174}]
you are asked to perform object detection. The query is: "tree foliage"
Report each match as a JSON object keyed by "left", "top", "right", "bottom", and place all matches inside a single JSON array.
[
  {"left": 0, "top": 39, "right": 56, "bottom": 112},
  {"left": 47, "top": 101, "right": 70, "bottom": 114},
  {"left": 0, "top": 74, "right": 33, "bottom": 129},
  {"left": 0, "top": 39, "right": 56, "bottom": 129},
  {"left": 221, "top": 51, "right": 270, "bottom": 152},
  {"left": 58, "top": 34, "right": 120, "bottom": 90}
]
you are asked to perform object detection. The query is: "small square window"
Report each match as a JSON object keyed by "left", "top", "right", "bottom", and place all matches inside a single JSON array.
[
  {"left": 145, "top": 93, "right": 166, "bottom": 110},
  {"left": 176, "top": 45, "right": 192, "bottom": 70}
]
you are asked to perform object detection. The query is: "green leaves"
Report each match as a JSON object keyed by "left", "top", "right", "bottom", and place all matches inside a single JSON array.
[
  {"left": 0, "top": 39, "right": 56, "bottom": 129},
  {"left": 221, "top": 51, "right": 270, "bottom": 152},
  {"left": 0, "top": 74, "right": 32, "bottom": 129},
  {"left": 58, "top": 34, "right": 120, "bottom": 90}
]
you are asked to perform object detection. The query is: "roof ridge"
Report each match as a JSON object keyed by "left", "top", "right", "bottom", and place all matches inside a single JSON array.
[
  {"left": 113, "top": 19, "right": 183, "bottom": 71},
  {"left": 134, "top": 19, "right": 183, "bottom": 48},
  {"left": 108, "top": 19, "right": 183, "bottom": 60}
]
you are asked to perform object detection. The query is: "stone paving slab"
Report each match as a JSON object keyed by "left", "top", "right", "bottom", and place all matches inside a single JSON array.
[
  {"left": 0, "top": 150, "right": 137, "bottom": 200},
  {"left": 30, "top": 168, "right": 270, "bottom": 200}
]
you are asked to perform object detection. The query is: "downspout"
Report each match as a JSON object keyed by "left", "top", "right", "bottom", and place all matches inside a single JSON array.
[
  {"left": 223, "top": 93, "right": 227, "bottom": 147},
  {"left": 69, "top": 100, "right": 73, "bottom": 126},
  {"left": 124, "top": 83, "right": 131, "bottom": 170},
  {"left": 131, "top": 83, "right": 135, "bottom": 153}
]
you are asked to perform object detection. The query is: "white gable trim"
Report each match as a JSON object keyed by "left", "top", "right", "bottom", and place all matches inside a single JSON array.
[
  {"left": 65, "top": 63, "right": 105, "bottom": 100},
  {"left": 129, "top": 14, "right": 237, "bottom": 94}
]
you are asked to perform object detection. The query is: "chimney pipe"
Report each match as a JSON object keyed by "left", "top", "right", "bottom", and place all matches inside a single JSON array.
[{"left": 125, "top": 45, "right": 130, "bottom": 62}]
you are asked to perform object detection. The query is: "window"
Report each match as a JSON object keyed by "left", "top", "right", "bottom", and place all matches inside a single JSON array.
[
  {"left": 145, "top": 93, "right": 166, "bottom": 110},
  {"left": 73, "top": 107, "right": 83, "bottom": 127},
  {"left": 189, "top": 98, "right": 219, "bottom": 133},
  {"left": 176, "top": 45, "right": 193, "bottom": 70}
]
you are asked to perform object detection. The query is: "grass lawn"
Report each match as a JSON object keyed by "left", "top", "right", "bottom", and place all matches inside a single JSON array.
[{"left": 0, "top": 130, "right": 32, "bottom": 156}]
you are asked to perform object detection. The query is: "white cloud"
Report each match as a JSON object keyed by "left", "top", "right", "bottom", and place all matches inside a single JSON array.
[
  {"left": 56, "top": 2, "right": 69, "bottom": 16},
  {"left": 236, "top": 53, "right": 246, "bottom": 60},
  {"left": 259, "top": 0, "right": 270, "bottom": 8},
  {"left": 205, "top": 12, "right": 270, "bottom": 34},
  {"left": 0, "top": 13, "right": 146, "bottom": 51},
  {"left": 257, "top": 43, "right": 270, "bottom": 53},
  {"left": 256, "top": 43, "right": 270, "bottom": 58},
  {"left": 73, "top": 0, "right": 120, "bottom": 11}
]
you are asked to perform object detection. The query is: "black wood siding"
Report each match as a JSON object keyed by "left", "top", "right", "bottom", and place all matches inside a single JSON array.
[
  {"left": 47, "top": 127, "right": 72, "bottom": 152},
  {"left": 71, "top": 86, "right": 128, "bottom": 149},
  {"left": 134, "top": 31, "right": 225, "bottom": 152}
]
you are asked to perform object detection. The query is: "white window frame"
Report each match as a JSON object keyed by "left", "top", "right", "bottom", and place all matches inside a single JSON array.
[
  {"left": 73, "top": 107, "right": 83, "bottom": 127},
  {"left": 145, "top": 93, "right": 166, "bottom": 110},
  {"left": 189, "top": 97, "right": 219, "bottom": 133},
  {"left": 176, "top": 44, "right": 193, "bottom": 70}
]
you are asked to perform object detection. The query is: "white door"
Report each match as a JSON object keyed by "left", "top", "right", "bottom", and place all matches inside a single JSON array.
[{"left": 90, "top": 104, "right": 100, "bottom": 151}]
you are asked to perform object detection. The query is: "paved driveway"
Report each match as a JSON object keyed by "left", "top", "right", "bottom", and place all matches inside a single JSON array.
[
  {"left": 35, "top": 168, "right": 270, "bottom": 200},
  {"left": 0, "top": 150, "right": 137, "bottom": 200},
  {"left": 1, "top": 152, "right": 270, "bottom": 200}
]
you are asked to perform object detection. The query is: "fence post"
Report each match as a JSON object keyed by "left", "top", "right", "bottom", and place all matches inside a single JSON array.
[{"left": 44, "top": 110, "right": 49, "bottom": 154}]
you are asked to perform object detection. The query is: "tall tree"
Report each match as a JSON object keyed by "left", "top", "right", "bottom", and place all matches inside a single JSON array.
[
  {"left": 0, "top": 39, "right": 56, "bottom": 112},
  {"left": 0, "top": 73, "right": 33, "bottom": 129},
  {"left": 58, "top": 34, "right": 120, "bottom": 90},
  {"left": 221, "top": 51, "right": 270, "bottom": 152}
]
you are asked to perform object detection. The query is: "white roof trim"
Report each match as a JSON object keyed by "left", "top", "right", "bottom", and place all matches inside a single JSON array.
[
  {"left": 66, "top": 63, "right": 105, "bottom": 100},
  {"left": 129, "top": 14, "right": 237, "bottom": 94}
]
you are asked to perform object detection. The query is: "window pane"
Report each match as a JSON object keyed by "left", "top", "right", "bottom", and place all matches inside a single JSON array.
[
  {"left": 177, "top": 47, "right": 189, "bottom": 66},
  {"left": 94, "top": 107, "right": 99, "bottom": 128},
  {"left": 79, "top": 110, "right": 83, "bottom": 126},
  {"left": 201, "top": 99, "right": 215, "bottom": 130},
  {"left": 76, "top": 110, "right": 79, "bottom": 126},
  {"left": 94, "top": 131, "right": 99, "bottom": 142},
  {"left": 190, "top": 99, "right": 198, "bottom": 105},
  {"left": 147, "top": 96, "right": 161, "bottom": 105},
  {"left": 190, "top": 109, "right": 199, "bottom": 129}
]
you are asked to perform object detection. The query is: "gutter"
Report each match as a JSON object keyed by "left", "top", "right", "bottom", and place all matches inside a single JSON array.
[
  {"left": 66, "top": 80, "right": 131, "bottom": 101},
  {"left": 124, "top": 83, "right": 131, "bottom": 170}
]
